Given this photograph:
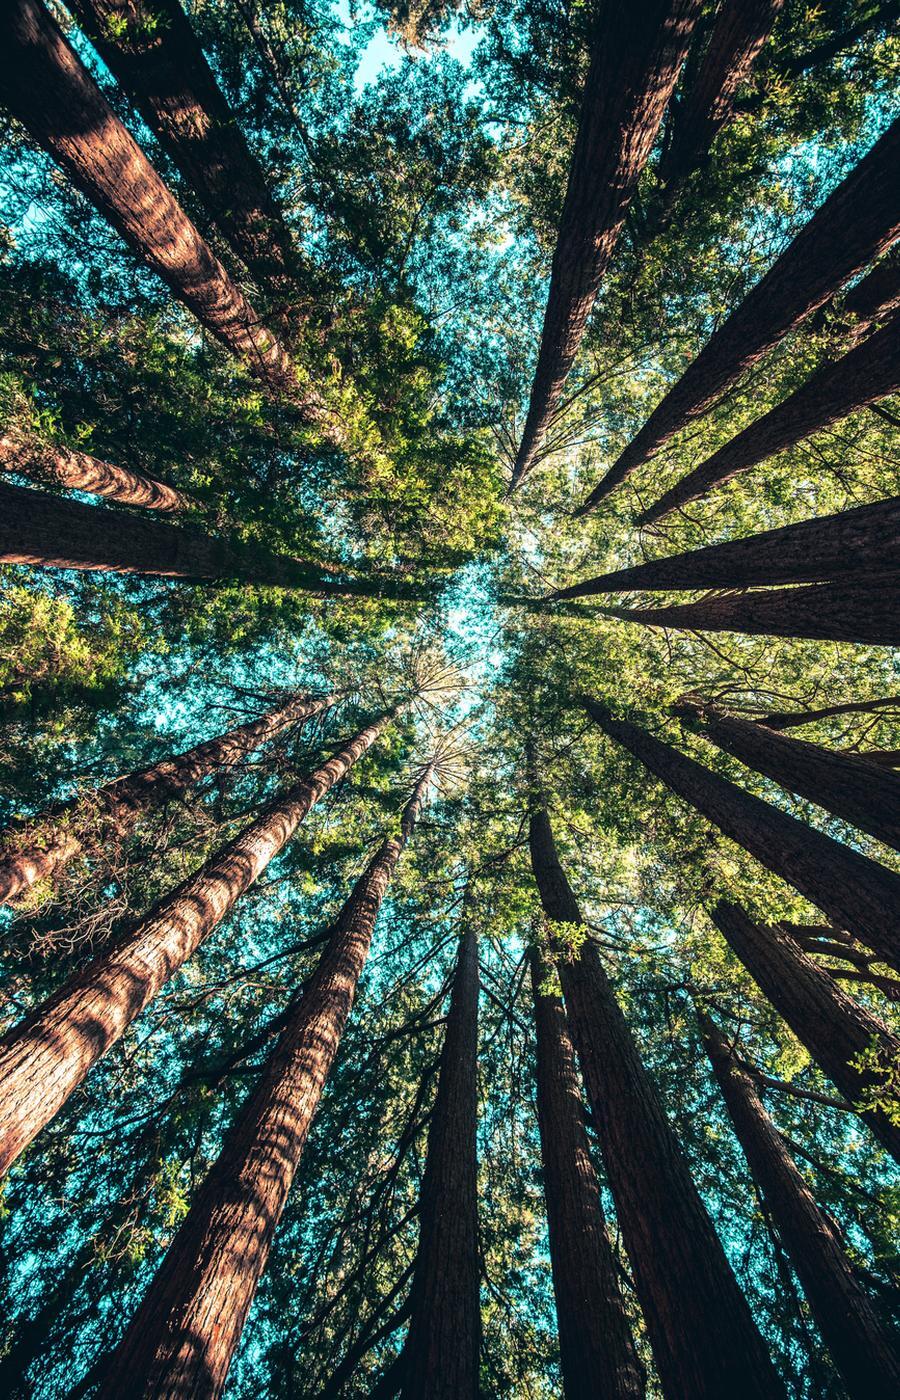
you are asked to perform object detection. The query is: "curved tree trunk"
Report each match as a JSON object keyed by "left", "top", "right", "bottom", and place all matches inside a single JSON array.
[
  {"left": 96, "top": 765, "right": 432, "bottom": 1400},
  {"left": 698, "top": 1008, "right": 900, "bottom": 1398},
  {"left": 528, "top": 802, "right": 784, "bottom": 1399},
  {"left": 0, "top": 430, "right": 194, "bottom": 512},
  {"left": 0, "top": 689, "right": 332, "bottom": 904},
  {"left": 0, "top": 709, "right": 397, "bottom": 1176},
  {"left": 576, "top": 115, "right": 900, "bottom": 512},
  {"left": 582, "top": 698, "right": 900, "bottom": 972},
  {"left": 710, "top": 902, "right": 900, "bottom": 1164},
  {"left": 528, "top": 943, "right": 644, "bottom": 1400},
  {"left": 757, "top": 696, "right": 900, "bottom": 730},
  {"left": 510, "top": 0, "right": 701, "bottom": 486},
  {"left": 400, "top": 923, "right": 481, "bottom": 1400}
]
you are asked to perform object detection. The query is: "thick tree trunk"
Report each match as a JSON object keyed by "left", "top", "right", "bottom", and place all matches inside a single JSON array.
[
  {"left": 698, "top": 1008, "right": 900, "bottom": 1398},
  {"left": 601, "top": 576, "right": 900, "bottom": 645},
  {"left": 0, "top": 429, "right": 194, "bottom": 512},
  {"left": 576, "top": 115, "right": 900, "bottom": 512},
  {"left": 0, "top": 690, "right": 332, "bottom": 904},
  {"left": 527, "top": 943, "right": 643, "bottom": 1400},
  {"left": 400, "top": 924, "right": 481, "bottom": 1400},
  {"left": 555, "top": 494, "right": 900, "bottom": 597},
  {"left": 710, "top": 902, "right": 900, "bottom": 1164},
  {"left": 676, "top": 697, "right": 900, "bottom": 850},
  {"left": 510, "top": 0, "right": 701, "bottom": 486},
  {"left": 583, "top": 698, "right": 900, "bottom": 971},
  {"left": 97, "top": 765, "right": 432, "bottom": 1400},
  {"left": 640, "top": 307, "right": 900, "bottom": 522},
  {"left": 528, "top": 803, "right": 784, "bottom": 1399},
  {"left": 0, "top": 709, "right": 397, "bottom": 1176}
]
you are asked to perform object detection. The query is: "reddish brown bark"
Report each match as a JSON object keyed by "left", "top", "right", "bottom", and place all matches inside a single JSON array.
[
  {"left": 528, "top": 943, "right": 643, "bottom": 1400},
  {"left": 400, "top": 923, "right": 481, "bottom": 1400},
  {"left": 0, "top": 430, "right": 194, "bottom": 512},
  {"left": 0, "top": 690, "right": 331, "bottom": 904},
  {"left": 576, "top": 115, "right": 900, "bottom": 512},
  {"left": 698, "top": 1008, "right": 900, "bottom": 1398},
  {"left": 510, "top": 0, "right": 701, "bottom": 486},
  {"left": 0, "top": 709, "right": 397, "bottom": 1177},
  {"left": 711, "top": 901, "right": 900, "bottom": 1164},
  {"left": 640, "top": 307, "right": 900, "bottom": 522},
  {"left": 97, "top": 764, "right": 432, "bottom": 1400},
  {"left": 583, "top": 699, "right": 900, "bottom": 972}
]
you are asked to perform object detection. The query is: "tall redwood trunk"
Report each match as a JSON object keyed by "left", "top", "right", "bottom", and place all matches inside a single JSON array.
[
  {"left": 528, "top": 943, "right": 644, "bottom": 1400},
  {"left": 698, "top": 1007, "right": 900, "bottom": 1398},
  {"left": 0, "top": 709, "right": 397, "bottom": 1177},
  {"left": 555, "top": 494, "right": 900, "bottom": 596},
  {"left": 97, "top": 765, "right": 433, "bottom": 1400},
  {"left": 675, "top": 697, "right": 900, "bottom": 851},
  {"left": 640, "top": 306, "right": 900, "bottom": 522},
  {"left": 529, "top": 803, "right": 784, "bottom": 1398},
  {"left": 0, "top": 430, "right": 194, "bottom": 513},
  {"left": 0, "top": 690, "right": 332, "bottom": 904},
  {"left": 576, "top": 115, "right": 900, "bottom": 512},
  {"left": 601, "top": 577, "right": 900, "bottom": 645},
  {"left": 400, "top": 924, "right": 481, "bottom": 1400},
  {"left": 582, "top": 698, "right": 900, "bottom": 971},
  {"left": 510, "top": 0, "right": 701, "bottom": 486},
  {"left": 710, "top": 901, "right": 900, "bottom": 1164}
]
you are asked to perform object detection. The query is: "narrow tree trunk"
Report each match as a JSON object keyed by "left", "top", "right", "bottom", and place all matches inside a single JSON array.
[
  {"left": 675, "top": 697, "right": 900, "bottom": 850},
  {"left": 555, "top": 494, "right": 900, "bottom": 596},
  {"left": 576, "top": 115, "right": 900, "bottom": 512},
  {"left": 528, "top": 803, "right": 784, "bottom": 1399},
  {"left": 640, "top": 307, "right": 900, "bottom": 522},
  {"left": 582, "top": 698, "right": 900, "bottom": 971},
  {"left": 510, "top": 0, "right": 701, "bottom": 486},
  {"left": 527, "top": 943, "right": 644, "bottom": 1400},
  {"left": 710, "top": 902, "right": 900, "bottom": 1163},
  {"left": 698, "top": 1007, "right": 900, "bottom": 1397},
  {"left": 756, "top": 697, "right": 900, "bottom": 730},
  {"left": 0, "top": 690, "right": 332, "bottom": 904},
  {"left": 600, "top": 577, "right": 900, "bottom": 645},
  {"left": 0, "top": 429, "right": 194, "bottom": 512},
  {"left": 400, "top": 923, "right": 481, "bottom": 1400},
  {"left": 97, "top": 764, "right": 432, "bottom": 1400},
  {"left": 0, "top": 709, "right": 397, "bottom": 1176},
  {"left": 810, "top": 248, "right": 900, "bottom": 346}
]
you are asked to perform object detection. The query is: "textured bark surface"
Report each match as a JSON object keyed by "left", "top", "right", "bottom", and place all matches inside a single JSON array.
[
  {"left": 510, "top": 0, "right": 701, "bottom": 485},
  {"left": 529, "top": 804, "right": 783, "bottom": 1399},
  {"left": 0, "top": 430, "right": 193, "bottom": 512},
  {"left": 583, "top": 699, "right": 900, "bottom": 971},
  {"left": 711, "top": 902, "right": 900, "bottom": 1164},
  {"left": 810, "top": 248, "right": 900, "bottom": 346},
  {"left": 698, "top": 1008, "right": 900, "bottom": 1398},
  {"left": 602, "top": 576, "right": 900, "bottom": 645},
  {"left": 0, "top": 711, "right": 395, "bottom": 1176},
  {"left": 401, "top": 924, "right": 481, "bottom": 1400},
  {"left": 97, "top": 765, "right": 431, "bottom": 1400},
  {"left": 577, "top": 114, "right": 900, "bottom": 511},
  {"left": 641, "top": 306, "right": 900, "bottom": 521},
  {"left": 0, "top": 691, "right": 331, "bottom": 904},
  {"left": 556, "top": 494, "right": 900, "bottom": 596},
  {"left": 528, "top": 943, "right": 644, "bottom": 1400}
]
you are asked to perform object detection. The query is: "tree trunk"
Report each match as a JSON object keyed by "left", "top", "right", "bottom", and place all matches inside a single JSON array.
[
  {"left": 528, "top": 802, "right": 784, "bottom": 1399},
  {"left": 640, "top": 307, "right": 900, "bottom": 522},
  {"left": 400, "top": 923, "right": 481, "bottom": 1400},
  {"left": 0, "top": 709, "right": 397, "bottom": 1177},
  {"left": 710, "top": 902, "right": 900, "bottom": 1163},
  {"left": 676, "top": 697, "right": 900, "bottom": 851},
  {"left": 582, "top": 698, "right": 900, "bottom": 972},
  {"left": 0, "top": 690, "right": 332, "bottom": 904},
  {"left": 600, "top": 576, "right": 900, "bottom": 645},
  {"left": 755, "top": 696, "right": 900, "bottom": 730},
  {"left": 576, "top": 114, "right": 900, "bottom": 512},
  {"left": 555, "top": 494, "right": 900, "bottom": 596},
  {"left": 698, "top": 1008, "right": 900, "bottom": 1398},
  {"left": 96, "top": 764, "right": 432, "bottom": 1400},
  {"left": 527, "top": 943, "right": 644, "bottom": 1400},
  {"left": 809, "top": 248, "right": 900, "bottom": 346},
  {"left": 0, "top": 429, "right": 194, "bottom": 512},
  {"left": 510, "top": 0, "right": 701, "bottom": 486}
]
